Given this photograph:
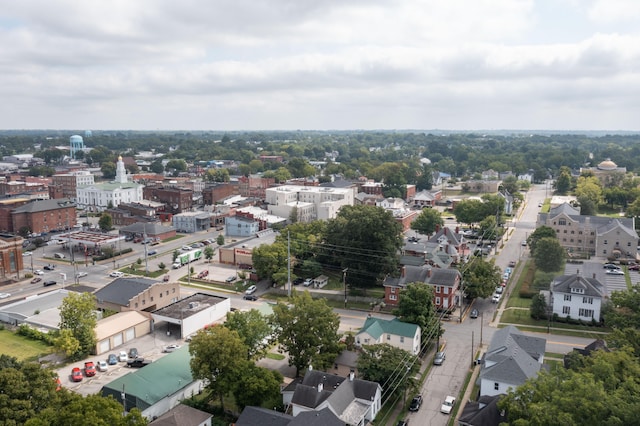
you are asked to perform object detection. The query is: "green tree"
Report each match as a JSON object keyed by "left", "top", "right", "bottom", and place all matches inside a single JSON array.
[
  {"left": 299, "top": 259, "right": 322, "bottom": 279},
  {"left": 530, "top": 293, "right": 548, "bottom": 320},
  {"left": 54, "top": 328, "right": 81, "bottom": 357},
  {"left": 394, "top": 283, "right": 441, "bottom": 345},
  {"left": 252, "top": 242, "right": 287, "bottom": 282},
  {"left": 189, "top": 325, "right": 249, "bottom": 411},
  {"left": 462, "top": 257, "right": 502, "bottom": 299},
  {"left": 357, "top": 343, "right": 419, "bottom": 399},
  {"left": 204, "top": 246, "right": 214, "bottom": 262},
  {"left": 410, "top": 208, "right": 444, "bottom": 236},
  {"left": 527, "top": 225, "right": 557, "bottom": 254},
  {"left": 165, "top": 159, "right": 187, "bottom": 173},
  {"left": 477, "top": 215, "right": 500, "bottom": 241},
  {"left": 205, "top": 168, "right": 230, "bottom": 182},
  {"left": 42, "top": 148, "right": 64, "bottom": 164},
  {"left": 98, "top": 213, "right": 112, "bottom": 232},
  {"left": 263, "top": 167, "right": 291, "bottom": 183},
  {"left": 453, "top": 199, "right": 486, "bottom": 225},
  {"left": 501, "top": 175, "right": 520, "bottom": 194},
  {"left": 575, "top": 175, "right": 603, "bottom": 214},
  {"left": 172, "top": 249, "right": 179, "bottom": 262},
  {"left": 86, "top": 145, "right": 113, "bottom": 166},
  {"left": 416, "top": 163, "right": 434, "bottom": 190},
  {"left": 321, "top": 205, "right": 403, "bottom": 288},
  {"left": 100, "top": 161, "right": 116, "bottom": 179},
  {"left": 149, "top": 159, "right": 164, "bottom": 174},
  {"left": 216, "top": 234, "right": 225, "bottom": 246},
  {"left": 232, "top": 364, "right": 283, "bottom": 411},
  {"left": 225, "top": 309, "right": 273, "bottom": 360},
  {"left": 555, "top": 166, "right": 572, "bottom": 194},
  {"left": 533, "top": 237, "right": 565, "bottom": 273},
  {"left": 604, "top": 284, "right": 640, "bottom": 329},
  {"left": 58, "top": 292, "right": 97, "bottom": 359},
  {"left": 270, "top": 291, "right": 341, "bottom": 376},
  {"left": 158, "top": 262, "right": 166, "bottom": 270}
]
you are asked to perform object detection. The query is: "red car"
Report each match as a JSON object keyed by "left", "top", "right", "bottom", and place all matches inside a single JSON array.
[
  {"left": 84, "top": 361, "right": 96, "bottom": 377},
  {"left": 71, "top": 367, "right": 83, "bottom": 382},
  {"left": 629, "top": 264, "right": 640, "bottom": 271}
]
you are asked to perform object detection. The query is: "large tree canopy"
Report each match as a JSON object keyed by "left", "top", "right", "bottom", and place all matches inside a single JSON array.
[
  {"left": 532, "top": 237, "right": 565, "bottom": 273},
  {"left": 393, "top": 282, "right": 440, "bottom": 344},
  {"left": 410, "top": 208, "right": 444, "bottom": 236},
  {"left": 57, "top": 292, "right": 97, "bottom": 360},
  {"left": 357, "top": 344, "right": 420, "bottom": 400},
  {"left": 225, "top": 309, "right": 273, "bottom": 360},
  {"left": 462, "top": 257, "right": 502, "bottom": 299}
]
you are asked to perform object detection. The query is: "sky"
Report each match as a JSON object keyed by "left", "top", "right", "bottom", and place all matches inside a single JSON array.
[{"left": 1, "top": 0, "right": 640, "bottom": 131}]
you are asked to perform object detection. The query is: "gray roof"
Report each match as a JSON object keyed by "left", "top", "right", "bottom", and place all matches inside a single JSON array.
[
  {"left": 290, "top": 408, "right": 343, "bottom": 426},
  {"left": 541, "top": 203, "right": 636, "bottom": 234},
  {"left": 551, "top": 274, "right": 604, "bottom": 298},
  {"left": 320, "top": 179, "right": 355, "bottom": 188},
  {"left": 427, "top": 268, "right": 461, "bottom": 287},
  {"left": 120, "top": 222, "right": 175, "bottom": 235},
  {"left": 13, "top": 198, "right": 75, "bottom": 213},
  {"left": 94, "top": 277, "right": 157, "bottom": 306},
  {"left": 235, "top": 406, "right": 291, "bottom": 426},
  {"left": 383, "top": 264, "right": 431, "bottom": 288},
  {"left": 458, "top": 394, "right": 507, "bottom": 426},
  {"left": 148, "top": 404, "right": 211, "bottom": 426}
]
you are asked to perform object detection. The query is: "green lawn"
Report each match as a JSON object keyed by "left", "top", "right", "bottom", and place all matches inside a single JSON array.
[
  {"left": 162, "top": 235, "right": 185, "bottom": 243},
  {"left": 0, "top": 329, "right": 52, "bottom": 361},
  {"left": 265, "top": 352, "right": 285, "bottom": 361}
]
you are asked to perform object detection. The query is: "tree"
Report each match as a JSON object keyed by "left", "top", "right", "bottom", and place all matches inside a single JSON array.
[
  {"left": 58, "top": 292, "right": 97, "bottom": 359},
  {"left": 357, "top": 343, "right": 419, "bottom": 399},
  {"left": 98, "top": 213, "right": 112, "bottom": 232},
  {"left": 322, "top": 205, "right": 403, "bottom": 288},
  {"left": 86, "top": 145, "right": 113, "bottom": 166},
  {"left": 158, "top": 262, "right": 166, "bottom": 270},
  {"left": 232, "top": 364, "right": 283, "bottom": 410},
  {"left": 165, "top": 159, "right": 187, "bottom": 173},
  {"left": 477, "top": 215, "right": 500, "bottom": 241},
  {"left": 205, "top": 168, "right": 230, "bottom": 182},
  {"left": 453, "top": 199, "right": 486, "bottom": 225},
  {"left": 603, "top": 284, "right": 640, "bottom": 329},
  {"left": 42, "top": 148, "right": 64, "bottom": 164},
  {"left": 575, "top": 175, "right": 603, "bottom": 214},
  {"left": 225, "top": 309, "right": 273, "bottom": 360},
  {"left": 172, "top": 249, "right": 179, "bottom": 262},
  {"left": 299, "top": 259, "right": 322, "bottom": 279},
  {"left": 100, "top": 161, "right": 116, "bottom": 179},
  {"left": 204, "top": 246, "right": 214, "bottom": 262},
  {"left": 263, "top": 167, "right": 291, "bottom": 183},
  {"left": 532, "top": 237, "right": 565, "bottom": 273},
  {"left": 216, "top": 234, "right": 225, "bottom": 246},
  {"left": 462, "top": 257, "right": 502, "bottom": 299},
  {"left": 416, "top": 163, "right": 434, "bottom": 190},
  {"left": 189, "top": 325, "right": 249, "bottom": 411},
  {"left": 555, "top": 166, "right": 572, "bottom": 194},
  {"left": 530, "top": 293, "right": 548, "bottom": 320},
  {"left": 501, "top": 175, "right": 520, "bottom": 194},
  {"left": 252, "top": 242, "right": 288, "bottom": 283},
  {"left": 149, "top": 159, "right": 164, "bottom": 174},
  {"left": 270, "top": 291, "right": 341, "bottom": 376},
  {"left": 394, "top": 283, "right": 440, "bottom": 344},
  {"left": 54, "top": 328, "right": 81, "bottom": 357},
  {"left": 410, "top": 208, "right": 444, "bottom": 236}
]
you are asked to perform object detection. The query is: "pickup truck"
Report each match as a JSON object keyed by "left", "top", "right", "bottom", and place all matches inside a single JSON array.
[{"left": 84, "top": 361, "right": 96, "bottom": 377}]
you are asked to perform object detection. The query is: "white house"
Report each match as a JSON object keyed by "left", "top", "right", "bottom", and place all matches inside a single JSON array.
[
  {"left": 355, "top": 316, "right": 421, "bottom": 355},
  {"left": 550, "top": 273, "right": 604, "bottom": 322},
  {"left": 478, "top": 325, "right": 545, "bottom": 397}
]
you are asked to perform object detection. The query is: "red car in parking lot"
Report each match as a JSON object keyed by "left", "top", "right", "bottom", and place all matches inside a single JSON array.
[
  {"left": 84, "top": 361, "right": 96, "bottom": 377},
  {"left": 71, "top": 367, "right": 83, "bottom": 382}
]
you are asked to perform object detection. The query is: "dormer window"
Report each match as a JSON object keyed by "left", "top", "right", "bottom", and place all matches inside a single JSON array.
[{"left": 570, "top": 287, "right": 584, "bottom": 294}]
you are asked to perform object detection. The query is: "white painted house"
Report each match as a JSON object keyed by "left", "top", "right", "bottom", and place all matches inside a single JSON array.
[
  {"left": 550, "top": 273, "right": 604, "bottom": 322},
  {"left": 355, "top": 316, "right": 421, "bottom": 355}
]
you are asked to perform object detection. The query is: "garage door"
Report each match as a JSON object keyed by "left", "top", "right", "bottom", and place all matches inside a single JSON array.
[
  {"left": 125, "top": 327, "right": 135, "bottom": 341},
  {"left": 113, "top": 332, "right": 123, "bottom": 347},
  {"left": 98, "top": 339, "right": 110, "bottom": 354}
]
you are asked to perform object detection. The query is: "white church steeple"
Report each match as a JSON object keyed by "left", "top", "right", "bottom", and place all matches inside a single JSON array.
[{"left": 115, "top": 155, "right": 128, "bottom": 184}]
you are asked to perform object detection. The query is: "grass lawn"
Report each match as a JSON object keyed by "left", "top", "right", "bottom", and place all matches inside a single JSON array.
[
  {"left": 120, "top": 266, "right": 166, "bottom": 278},
  {"left": 162, "top": 235, "right": 185, "bottom": 243},
  {"left": 0, "top": 329, "right": 52, "bottom": 361},
  {"left": 265, "top": 352, "right": 285, "bottom": 361}
]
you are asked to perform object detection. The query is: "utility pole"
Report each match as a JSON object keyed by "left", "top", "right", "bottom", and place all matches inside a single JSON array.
[
  {"left": 342, "top": 268, "right": 348, "bottom": 308},
  {"left": 287, "top": 231, "right": 291, "bottom": 297},
  {"left": 471, "top": 331, "right": 475, "bottom": 368},
  {"left": 143, "top": 223, "right": 148, "bottom": 275}
]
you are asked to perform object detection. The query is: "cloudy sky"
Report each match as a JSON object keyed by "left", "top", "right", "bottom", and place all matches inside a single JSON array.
[{"left": 1, "top": 0, "right": 640, "bottom": 131}]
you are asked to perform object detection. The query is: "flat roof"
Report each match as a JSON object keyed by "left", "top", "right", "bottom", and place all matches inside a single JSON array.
[
  {"left": 58, "top": 231, "right": 124, "bottom": 246},
  {"left": 223, "top": 232, "right": 277, "bottom": 250},
  {"left": 0, "top": 289, "right": 70, "bottom": 330},
  {"left": 152, "top": 293, "right": 228, "bottom": 321},
  {"left": 96, "top": 311, "right": 150, "bottom": 341}
]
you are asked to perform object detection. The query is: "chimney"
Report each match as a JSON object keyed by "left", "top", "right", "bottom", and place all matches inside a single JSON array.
[
  {"left": 455, "top": 226, "right": 459, "bottom": 234},
  {"left": 593, "top": 273, "right": 596, "bottom": 279},
  {"left": 318, "top": 382, "right": 323, "bottom": 392},
  {"left": 427, "top": 266, "right": 432, "bottom": 278},
  {"left": 349, "top": 370, "right": 355, "bottom": 381},
  {"left": 308, "top": 365, "right": 313, "bottom": 371},
  {"left": 401, "top": 266, "right": 406, "bottom": 278}
]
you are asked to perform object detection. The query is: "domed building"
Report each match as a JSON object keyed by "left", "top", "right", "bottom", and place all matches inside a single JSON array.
[{"left": 581, "top": 158, "right": 626, "bottom": 185}]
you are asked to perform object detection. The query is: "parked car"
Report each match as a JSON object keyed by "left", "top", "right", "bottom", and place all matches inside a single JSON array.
[
  {"left": 97, "top": 360, "right": 108, "bottom": 372},
  {"left": 606, "top": 269, "right": 625, "bottom": 275},
  {"left": 54, "top": 252, "right": 65, "bottom": 259},
  {"left": 127, "top": 358, "right": 152, "bottom": 368},
  {"left": 629, "top": 264, "right": 640, "bottom": 271},
  {"left": 43, "top": 264, "right": 55, "bottom": 271},
  {"left": 397, "top": 421, "right": 408, "bottom": 426},
  {"left": 303, "top": 278, "right": 313, "bottom": 287},
  {"left": 409, "top": 395, "right": 423, "bottom": 411},
  {"left": 163, "top": 275, "right": 170, "bottom": 282},
  {"left": 491, "top": 293, "right": 501, "bottom": 303},
  {"left": 181, "top": 245, "right": 192, "bottom": 251},
  {"left": 118, "top": 351, "right": 128, "bottom": 362},
  {"left": 293, "top": 278, "right": 304, "bottom": 286},
  {"left": 245, "top": 285, "right": 257, "bottom": 295},
  {"left": 243, "top": 294, "right": 258, "bottom": 301},
  {"left": 109, "top": 271, "right": 124, "bottom": 278},
  {"left": 441, "top": 395, "right": 456, "bottom": 414},
  {"left": 0, "top": 292, "right": 10, "bottom": 299},
  {"left": 22, "top": 251, "right": 32, "bottom": 256},
  {"left": 33, "top": 269, "right": 44, "bottom": 275},
  {"left": 71, "top": 367, "right": 83, "bottom": 382},
  {"left": 603, "top": 263, "right": 621, "bottom": 270},
  {"left": 84, "top": 361, "right": 96, "bottom": 377},
  {"left": 43, "top": 280, "right": 57, "bottom": 287},
  {"left": 433, "top": 351, "right": 446, "bottom": 366},
  {"left": 508, "top": 260, "right": 516, "bottom": 267},
  {"left": 495, "top": 286, "right": 504, "bottom": 294},
  {"left": 128, "top": 348, "right": 139, "bottom": 359},
  {"left": 521, "top": 240, "right": 527, "bottom": 246},
  {"left": 31, "top": 277, "right": 42, "bottom": 284},
  {"left": 163, "top": 344, "right": 182, "bottom": 353},
  {"left": 197, "top": 270, "right": 209, "bottom": 279},
  {"left": 225, "top": 275, "right": 237, "bottom": 283},
  {"left": 470, "top": 308, "right": 479, "bottom": 319},
  {"left": 107, "top": 354, "right": 118, "bottom": 365}
]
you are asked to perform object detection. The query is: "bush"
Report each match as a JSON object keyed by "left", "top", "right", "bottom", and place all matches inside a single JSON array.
[
  {"left": 17, "top": 324, "right": 56, "bottom": 345},
  {"left": 92, "top": 247, "right": 132, "bottom": 261}
]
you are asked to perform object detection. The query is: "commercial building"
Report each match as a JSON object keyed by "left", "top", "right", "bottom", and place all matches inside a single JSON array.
[
  {"left": 143, "top": 184, "right": 193, "bottom": 214},
  {"left": 11, "top": 198, "right": 76, "bottom": 235},
  {"left": 172, "top": 211, "right": 211, "bottom": 233},
  {"left": 265, "top": 185, "right": 354, "bottom": 223},
  {"left": 51, "top": 170, "right": 94, "bottom": 199}
]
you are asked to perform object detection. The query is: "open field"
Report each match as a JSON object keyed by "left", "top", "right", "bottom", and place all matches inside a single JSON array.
[{"left": 0, "top": 329, "right": 52, "bottom": 361}]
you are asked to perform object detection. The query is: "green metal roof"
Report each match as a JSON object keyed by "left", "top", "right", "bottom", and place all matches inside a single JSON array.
[
  {"left": 359, "top": 317, "right": 419, "bottom": 339},
  {"left": 101, "top": 346, "right": 194, "bottom": 411}
]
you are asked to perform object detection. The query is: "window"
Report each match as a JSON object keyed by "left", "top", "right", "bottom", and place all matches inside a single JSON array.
[
  {"left": 435, "top": 297, "right": 441, "bottom": 305},
  {"left": 389, "top": 294, "right": 397, "bottom": 301},
  {"left": 135, "top": 303, "right": 138, "bottom": 308},
  {"left": 400, "top": 336, "right": 405, "bottom": 343},
  {"left": 583, "top": 297, "right": 593, "bottom": 304},
  {"left": 443, "top": 287, "right": 448, "bottom": 294},
  {"left": 391, "top": 287, "right": 396, "bottom": 294},
  {"left": 172, "top": 288, "right": 176, "bottom": 293},
  {"left": 364, "top": 338, "right": 370, "bottom": 344},
  {"left": 579, "top": 308, "right": 594, "bottom": 318},
  {"left": 564, "top": 294, "right": 571, "bottom": 301},
  {"left": 494, "top": 383, "right": 499, "bottom": 390},
  {"left": 150, "top": 296, "right": 154, "bottom": 302},
  {"left": 387, "top": 334, "right": 391, "bottom": 341},
  {"left": 604, "top": 240, "right": 608, "bottom": 245},
  {"left": 435, "top": 286, "right": 441, "bottom": 293},
  {"left": 559, "top": 218, "right": 566, "bottom": 225},
  {"left": 571, "top": 288, "right": 584, "bottom": 294},
  {"left": 562, "top": 306, "right": 570, "bottom": 315}
]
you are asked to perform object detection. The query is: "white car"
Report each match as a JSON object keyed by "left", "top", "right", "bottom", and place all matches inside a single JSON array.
[
  {"left": 606, "top": 269, "right": 625, "bottom": 275},
  {"left": 118, "top": 351, "right": 128, "bottom": 362},
  {"left": 97, "top": 360, "right": 108, "bottom": 372},
  {"left": 492, "top": 293, "right": 501, "bottom": 303},
  {"left": 109, "top": 271, "right": 124, "bottom": 278},
  {"left": 76, "top": 272, "right": 88, "bottom": 278},
  {"left": 33, "top": 269, "right": 44, "bottom": 275},
  {"left": 441, "top": 395, "right": 456, "bottom": 414},
  {"left": 163, "top": 344, "right": 182, "bottom": 353},
  {"left": 0, "top": 292, "right": 10, "bottom": 299},
  {"left": 181, "top": 246, "right": 192, "bottom": 251},
  {"left": 245, "top": 285, "right": 257, "bottom": 295},
  {"left": 22, "top": 251, "right": 32, "bottom": 256}
]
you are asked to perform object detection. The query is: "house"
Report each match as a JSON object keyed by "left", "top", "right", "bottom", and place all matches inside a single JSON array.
[
  {"left": 411, "top": 189, "right": 442, "bottom": 209},
  {"left": 563, "top": 339, "right": 609, "bottom": 369},
  {"left": 461, "top": 180, "right": 501, "bottom": 193},
  {"left": 426, "top": 226, "right": 469, "bottom": 265},
  {"left": 458, "top": 394, "right": 507, "bottom": 426},
  {"left": 283, "top": 370, "right": 382, "bottom": 426},
  {"left": 498, "top": 190, "right": 513, "bottom": 215},
  {"left": 478, "top": 325, "right": 546, "bottom": 397},
  {"left": 94, "top": 277, "right": 180, "bottom": 313},
  {"left": 355, "top": 316, "right": 421, "bottom": 355},
  {"left": 236, "top": 406, "right": 343, "bottom": 426},
  {"left": 537, "top": 202, "right": 638, "bottom": 259},
  {"left": 382, "top": 264, "right": 461, "bottom": 310},
  {"left": 94, "top": 310, "right": 152, "bottom": 355},
  {"left": 549, "top": 273, "right": 605, "bottom": 322},
  {"left": 383, "top": 264, "right": 431, "bottom": 306},
  {"left": 148, "top": 404, "right": 212, "bottom": 426}
]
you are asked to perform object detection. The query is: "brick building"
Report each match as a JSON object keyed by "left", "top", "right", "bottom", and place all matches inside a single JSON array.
[
  {"left": 51, "top": 171, "right": 94, "bottom": 200},
  {"left": 11, "top": 199, "right": 76, "bottom": 234},
  {"left": 0, "top": 198, "right": 30, "bottom": 233},
  {"left": 202, "top": 182, "right": 239, "bottom": 206},
  {"left": 238, "top": 175, "right": 276, "bottom": 199},
  {"left": 106, "top": 202, "right": 159, "bottom": 226},
  {"left": 0, "top": 233, "right": 24, "bottom": 282},
  {"left": 143, "top": 185, "right": 193, "bottom": 214}
]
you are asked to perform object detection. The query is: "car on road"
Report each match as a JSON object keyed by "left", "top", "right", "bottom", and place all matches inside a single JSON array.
[
  {"left": 409, "top": 395, "right": 423, "bottom": 411},
  {"left": 118, "top": 351, "right": 128, "bottom": 362},
  {"left": 508, "top": 260, "right": 516, "bottom": 267},
  {"left": 470, "top": 308, "right": 479, "bottom": 319},
  {"left": 603, "top": 263, "right": 620, "bottom": 270},
  {"left": 197, "top": 270, "right": 209, "bottom": 279},
  {"left": 245, "top": 285, "right": 257, "bottom": 295},
  {"left": 147, "top": 249, "right": 157, "bottom": 256},
  {"left": 43, "top": 280, "right": 57, "bottom": 287},
  {"left": 181, "top": 245, "right": 192, "bottom": 251},
  {"left": 44, "top": 265, "right": 56, "bottom": 271},
  {"left": 34, "top": 269, "right": 44, "bottom": 275},
  {"left": 303, "top": 278, "right": 313, "bottom": 287},
  {"left": 71, "top": 367, "right": 83, "bottom": 382},
  {"left": 97, "top": 360, "right": 108, "bottom": 372},
  {"left": 606, "top": 269, "right": 625, "bottom": 275},
  {"left": 75, "top": 272, "right": 87, "bottom": 278},
  {"left": 163, "top": 275, "right": 170, "bottom": 282},
  {"left": 397, "top": 421, "right": 408, "bottom": 426},
  {"left": 163, "top": 344, "right": 182, "bottom": 353},
  {"left": 441, "top": 395, "right": 456, "bottom": 414},
  {"left": 225, "top": 275, "right": 237, "bottom": 283},
  {"left": 521, "top": 240, "right": 527, "bottom": 246},
  {"left": 109, "top": 271, "right": 124, "bottom": 278},
  {"left": 31, "top": 277, "right": 42, "bottom": 284},
  {"left": 243, "top": 294, "right": 258, "bottom": 301},
  {"left": 293, "top": 278, "right": 304, "bottom": 285},
  {"left": 84, "top": 361, "right": 96, "bottom": 377},
  {"left": 127, "top": 358, "right": 152, "bottom": 368},
  {"left": 433, "top": 351, "right": 446, "bottom": 366},
  {"left": 22, "top": 251, "right": 32, "bottom": 256},
  {"left": 505, "top": 267, "right": 512, "bottom": 274},
  {"left": 495, "top": 286, "right": 504, "bottom": 294},
  {"left": 107, "top": 354, "right": 118, "bottom": 365},
  {"left": 0, "top": 292, "right": 10, "bottom": 299}
]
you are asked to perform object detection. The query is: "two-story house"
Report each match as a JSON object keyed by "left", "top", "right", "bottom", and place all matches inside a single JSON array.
[
  {"left": 478, "top": 325, "right": 546, "bottom": 397},
  {"left": 550, "top": 273, "right": 604, "bottom": 322},
  {"left": 382, "top": 265, "right": 461, "bottom": 311},
  {"left": 355, "top": 317, "right": 421, "bottom": 355}
]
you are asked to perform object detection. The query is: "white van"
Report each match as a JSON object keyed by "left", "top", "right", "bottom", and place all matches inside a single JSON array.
[{"left": 54, "top": 252, "right": 65, "bottom": 259}]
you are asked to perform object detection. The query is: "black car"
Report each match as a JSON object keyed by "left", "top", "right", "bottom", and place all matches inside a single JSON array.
[
  {"left": 43, "top": 264, "right": 56, "bottom": 271},
  {"left": 43, "top": 280, "right": 57, "bottom": 287},
  {"left": 409, "top": 395, "right": 423, "bottom": 411},
  {"left": 126, "top": 358, "right": 152, "bottom": 368},
  {"left": 128, "top": 348, "right": 139, "bottom": 359},
  {"left": 293, "top": 278, "right": 304, "bottom": 286},
  {"left": 243, "top": 294, "right": 258, "bottom": 301},
  {"left": 397, "top": 421, "right": 408, "bottom": 426}
]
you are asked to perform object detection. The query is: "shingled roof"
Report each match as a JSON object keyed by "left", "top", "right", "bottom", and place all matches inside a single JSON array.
[
  {"left": 13, "top": 198, "right": 75, "bottom": 213},
  {"left": 94, "top": 277, "right": 157, "bottom": 306}
]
